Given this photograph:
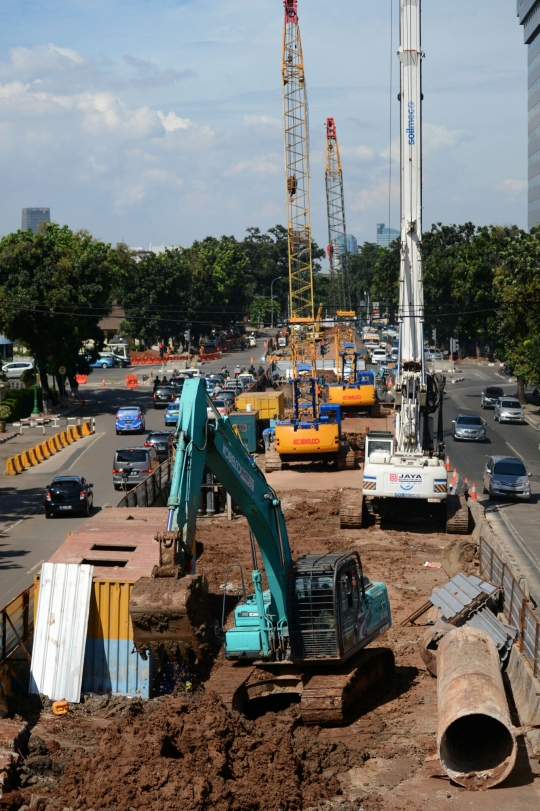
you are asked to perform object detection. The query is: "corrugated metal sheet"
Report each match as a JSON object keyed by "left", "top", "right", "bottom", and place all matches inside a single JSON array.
[
  {"left": 429, "top": 573, "right": 498, "bottom": 619},
  {"left": 429, "top": 573, "right": 516, "bottom": 666},
  {"left": 33, "top": 576, "right": 152, "bottom": 698},
  {"left": 29, "top": 563, "right": 93, "bottom": 702}
]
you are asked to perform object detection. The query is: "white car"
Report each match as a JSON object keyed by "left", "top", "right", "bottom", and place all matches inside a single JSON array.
[
  {"left": 371, "top": 348, "right": 388, "bottom": 365},
  {"left": 2, "top": 360, "right": 34, "bottom": 379}
]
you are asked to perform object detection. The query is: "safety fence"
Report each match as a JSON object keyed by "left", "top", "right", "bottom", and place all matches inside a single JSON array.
[
  {"left": 479, "top": 535, "right": 540, "bottom": 677},
  {"left": 116, "top": 456, "right": 174, "bottom": 508},
  {"left": 4, "top": 419, "right": 95, "bottom": 475},
  {"left": 0, "top": 586, "right": 33, "bottom": 664}
]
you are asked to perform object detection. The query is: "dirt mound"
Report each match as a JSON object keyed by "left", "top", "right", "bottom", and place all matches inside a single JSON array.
[{"left": 60, "top": 692, "right": 361, "bottom": 811}]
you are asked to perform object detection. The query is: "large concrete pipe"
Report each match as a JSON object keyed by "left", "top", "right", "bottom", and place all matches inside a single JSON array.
[{"left": 437, "top": 627, "right": 516, "bottom": 790}]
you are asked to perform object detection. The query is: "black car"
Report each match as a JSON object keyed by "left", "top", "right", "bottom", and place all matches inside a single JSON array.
[
  {"left": 153, "top": 385, "right": 175, "bottom": 408},
  {"left": 481, "top": 386, "right": 505, "bottom": 409},
  {"left": 144, "top": 431, "right": 173, "bottom": 462},
  {"left": 45, "top": 476, "right": 93, "bottom": 518}
]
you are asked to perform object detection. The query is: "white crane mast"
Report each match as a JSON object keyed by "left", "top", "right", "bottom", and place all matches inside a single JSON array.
[{"left": 395, "top": 0, "right": 425, "bottom": 456}]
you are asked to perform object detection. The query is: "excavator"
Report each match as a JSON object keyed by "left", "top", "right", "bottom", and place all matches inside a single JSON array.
[
  {"left": 326, "top": 347, "right": 377, "bottom": 412},
  {"left": 129, "top": 378, "right": 393, "bottom": 725},
  {"left": 340, "top": 0, "right": 467, "bottom": 534}
]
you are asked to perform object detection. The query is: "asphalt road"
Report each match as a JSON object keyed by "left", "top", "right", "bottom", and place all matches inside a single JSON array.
[
  {"left": 0, "top": 341, "right": 266, "bottom": 605},
  {"left": 3, "top": 346, "right": 540, "bottom": 607}
]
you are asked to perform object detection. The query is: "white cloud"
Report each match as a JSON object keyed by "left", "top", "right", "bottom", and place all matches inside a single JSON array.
[
  {"left": 350, "top": 179, "right": 399, "bottom": 213},
  {"left": 494, "top": 179, "right": 526, "bottom": 201},
  {"left": 113, "top": 184, "right": 145, "bottom": 214},
  {"left": 243, "top": 115, "right": 280, "bottom": 128},
  {"left": 340, "top": 145, "right": 376, "bottom": 161},
  {"left": 158, "top": 111, "right": 192, "bottom": 132},
  {"left": 225, "top": 155, "right": 281, "bottom": 175}
]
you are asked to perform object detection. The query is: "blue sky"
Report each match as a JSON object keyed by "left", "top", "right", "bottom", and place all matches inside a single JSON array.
[{"left": 0, "top": 0, "right": 528, "bottom": 253}]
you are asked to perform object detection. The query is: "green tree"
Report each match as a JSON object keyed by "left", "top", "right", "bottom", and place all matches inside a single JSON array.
[{"left": 0, "top": 224, "right": 129, "bottom": 409}]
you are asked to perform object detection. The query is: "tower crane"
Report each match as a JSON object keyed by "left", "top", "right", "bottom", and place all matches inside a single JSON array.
[
  {"left": 282, "top": 0, "right": 315, "bottom": 330},
  {"left": 342, "top": 0, "right": 467, "bottom": 533},
  {"left": 325, "top": 117, "right": 352, "bottom": 314}
]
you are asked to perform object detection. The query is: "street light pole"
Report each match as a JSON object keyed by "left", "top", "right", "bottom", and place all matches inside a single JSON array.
[
  {"left": 270, "top": 276, "right": 282, "bottom": 330},
  {"left": 31, "top": 368, "right": 40, "bottom": 416}
]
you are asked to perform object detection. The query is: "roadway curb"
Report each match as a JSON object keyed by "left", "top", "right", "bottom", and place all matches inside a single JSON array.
[
  {"left": 0, "top": 432, "right": 17, "bottom": 445},
  {"left": 525, "top": 413, "right": 540, "bottom": 430}
]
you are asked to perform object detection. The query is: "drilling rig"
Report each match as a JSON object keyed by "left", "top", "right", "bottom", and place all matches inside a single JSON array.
[
  {"left": 325, "top": 116, "right": 352, "bottom": 315},
  {"left": 341, "top": 0, "right": 467, "bottom": 533}
]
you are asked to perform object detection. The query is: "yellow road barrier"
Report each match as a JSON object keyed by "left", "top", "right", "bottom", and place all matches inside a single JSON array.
[
  {"left": 4, "top": 458, "right": 17, "bottom": 475},
  {"left": 21, "top": 450, "right": 34, "bottom": 468},
  {"left": 28, "top": 448, "right": 39, "bottom": 466},
  {"left": 53, "top": 434, "right": 63, "bottom": 452},
  {"left": 40, "top": 441, "right": 51, "bottom": 459},
  {"left": 47, "top": 437, "right": 57, "bottom": 455},
  {"left": 34, "top": 445, "right": 45, "bottom": 462}
]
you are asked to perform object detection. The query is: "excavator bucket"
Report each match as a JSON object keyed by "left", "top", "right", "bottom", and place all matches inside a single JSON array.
[
  {"left": 129, "top": 531, "right": 209, "bottom": 662},
  {"left": 130, "top": 573, "right": 208, "bottom": 662}
]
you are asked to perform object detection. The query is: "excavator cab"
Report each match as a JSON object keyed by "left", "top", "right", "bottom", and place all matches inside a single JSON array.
[{"left": 288, "top": 552, "right": 391, "bottom": 664}]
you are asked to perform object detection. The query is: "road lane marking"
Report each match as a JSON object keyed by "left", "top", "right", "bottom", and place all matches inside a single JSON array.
[
  {"left": 26, "top": 558, "right": 45, "bottom": 574},
  {"left": 66, "top": 431, "right": 105, "bottom": 470},
  {"left": 505, "top": 442, "right": 524, "bottom": 461}
]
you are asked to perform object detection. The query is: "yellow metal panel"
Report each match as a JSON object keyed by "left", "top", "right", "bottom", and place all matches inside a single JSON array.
[
  {"left": 327, "top": 385, "right": 376, "bottom": 407},
  {"left": 34, "top": 577, "right": 134, "bottom": 641},
  {"left": 275, "top": 422, "right": 339, "bottom": 454},
  {"left": 235, "top": 392, "right": 285, "bottom": 420}
]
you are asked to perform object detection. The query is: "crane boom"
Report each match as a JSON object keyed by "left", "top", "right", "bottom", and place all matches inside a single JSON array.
[
  {"left": 325, "top": 117, "right": 351, "bottom": 313},
  {"left": 398, "top": 0, "right": 424, "bottom": 367},
  {"left": 282, "top": 0, "right": 314, "bottom": 325}
]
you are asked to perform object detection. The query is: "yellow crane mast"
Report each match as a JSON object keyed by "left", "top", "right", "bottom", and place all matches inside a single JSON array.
[{"left": 282, "top": 0, "right": 315, "bottom": 329}]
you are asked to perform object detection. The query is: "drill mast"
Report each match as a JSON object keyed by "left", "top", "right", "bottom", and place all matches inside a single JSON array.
[
  {"left": 282, "top": 0, "right": 315, "bottom": 326},
  {"left": 325, "top": 117, "right": 351, "bottom": 313}
]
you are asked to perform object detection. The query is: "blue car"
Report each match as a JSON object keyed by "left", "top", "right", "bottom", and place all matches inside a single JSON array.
[
  {"left": 116, "top": 407, "right": 145, "bottom": 435},
  {"left": 90, "top": 356, "right": 114, "bottom": 369},
  {"left": 164, "top": 399, "right": 181, "bottom": 426}
]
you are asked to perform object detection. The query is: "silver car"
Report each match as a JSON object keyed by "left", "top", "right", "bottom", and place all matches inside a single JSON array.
[
  {"left": 452, "top": 413, "right": 486, "bottom": 441},
  {"left": 494, "top": 397, "right": 525, "bottom": 424},
  {"left": 483, "top": 456, "right": 531, "bottom": 501},
  {"left": 1, "top": 360, "right": 34, "bottom": 379}
]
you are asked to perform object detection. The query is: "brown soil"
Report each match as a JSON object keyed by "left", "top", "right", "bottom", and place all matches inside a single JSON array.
[{"left": 9, "top": 489, "right": 540, "bottom": 810}]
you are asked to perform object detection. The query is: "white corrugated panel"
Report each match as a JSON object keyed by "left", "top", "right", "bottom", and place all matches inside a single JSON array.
[{"left": 29, "top": 562, "right": 94, "bottom": 702}]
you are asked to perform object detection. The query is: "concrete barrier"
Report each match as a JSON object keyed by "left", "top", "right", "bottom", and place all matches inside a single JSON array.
[{"left": 4, "top": 423, "right": 95, "bottom": 475}]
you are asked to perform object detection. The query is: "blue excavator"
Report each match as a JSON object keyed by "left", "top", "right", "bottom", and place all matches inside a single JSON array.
[{"left": 129, "top": 378, "right": 393, "bottom": 724}]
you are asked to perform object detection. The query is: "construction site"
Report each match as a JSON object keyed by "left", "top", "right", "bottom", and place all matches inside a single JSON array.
[{"left": 0, "top": 2, "right": 539, "bottom": 810}]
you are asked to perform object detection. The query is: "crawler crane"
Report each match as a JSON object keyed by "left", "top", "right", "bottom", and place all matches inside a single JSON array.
[{"left": 341, "top": 0, "right": 467, "bottom": 533}]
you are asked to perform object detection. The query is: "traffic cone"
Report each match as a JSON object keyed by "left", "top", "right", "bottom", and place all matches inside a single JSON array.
[
  {"left": 101, "top": 379, "right": 106, "bottom": 387},
  {"left": 445, "top": 455, "right": 450, "bottom": 472},
  {"left": 463, "top": 476, "right": 469, "bottom": 491},
  {"left": 450, "top": 469, "right": 457, "bottom": 492},
  {"left": 250, "top": 357, "right": 254, "bottom": 364},
  {"left": 470, "top": 482, "right": 477, "bottom": 501}
]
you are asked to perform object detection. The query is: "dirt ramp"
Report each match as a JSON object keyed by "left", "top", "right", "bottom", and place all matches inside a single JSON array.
[{"left": 61, "top": 692, "right": 361, "bottom": 811}]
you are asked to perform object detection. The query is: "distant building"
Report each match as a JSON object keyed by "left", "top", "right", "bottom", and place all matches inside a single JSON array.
[
  {"left": 517, "top": 1, "right": 540, "bottom": 228},
  {"left": 22, "top": 208, "right": 50, "bottom": 234},
  {"left": 337, "top": 234, "right": 358, "bottom": 255},
  {"left": 376, "top": 223, "right": 399, "bottom": 247}
]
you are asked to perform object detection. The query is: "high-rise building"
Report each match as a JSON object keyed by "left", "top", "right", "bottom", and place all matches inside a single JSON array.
[
  {"left": 22, "top": 208, "right": 50, "bottom": 234},
  {"left": 337, "top": 233, "right": 358, "bottom": 255},
  {"left": 376, "top": 223, "right": 399, "bottom": 247},
  {"left": 518, "top": 1, "right": 540, "bottom": 227}
]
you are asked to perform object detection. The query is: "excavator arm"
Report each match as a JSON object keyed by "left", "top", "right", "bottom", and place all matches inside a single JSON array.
[{"left": 130, "top": 378, "right": 292, "bottom": 660}]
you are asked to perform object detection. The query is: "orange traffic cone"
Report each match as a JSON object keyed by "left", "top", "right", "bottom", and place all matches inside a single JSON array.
[
  {"left": 470, "top": 482, "right": 477, "bottom": 501},
  {"left": 463, "top": 477, "right": 469, "bottom": 491},
  {"left": 101, "top": 379, "right": 106, "bottom": 387},
  {"left": 250, "top": 357, "right": 254, "bottom": 364},
  {"left": 445, "top": 455, "right": 450, "bottom": 472},
  {"left": 451, "top": 468, "right": 457, "bottom": 488}
]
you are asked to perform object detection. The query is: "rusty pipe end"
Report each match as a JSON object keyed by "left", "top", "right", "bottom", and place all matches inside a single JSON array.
[{"left": 437, "top": 627, "right": 516, "bottom": 790}]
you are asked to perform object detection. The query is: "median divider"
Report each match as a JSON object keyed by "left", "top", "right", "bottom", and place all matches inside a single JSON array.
[{"left": 4, "top": 419, "right": 95, "bottom": 475}]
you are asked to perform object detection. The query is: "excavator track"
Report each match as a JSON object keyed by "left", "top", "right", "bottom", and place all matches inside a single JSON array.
[
  {"left": 337, "top": 444, "right": 356, "bottom": 471},
  {"left": 206, "top": 648, "right": 395, "bottom": 726},
  {"left": 445, "top": 493, "right": 470, "bottom": 535},
  {"left": 340, "top": 488, "right": 363, "bottom": 529},
  {"left": 264, "top": 448, "right": 283, "bottom": 473}
]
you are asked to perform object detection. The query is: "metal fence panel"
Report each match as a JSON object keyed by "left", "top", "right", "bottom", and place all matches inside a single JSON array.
[
  {"left": 0, "top": 586, "right": 33, "bottom": 663},
  {"left": 116, "top": 457, "right": 173, "bottom": 508},
  {"left": 480, "top": 536, "right": 540, "bottom": 677}
]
